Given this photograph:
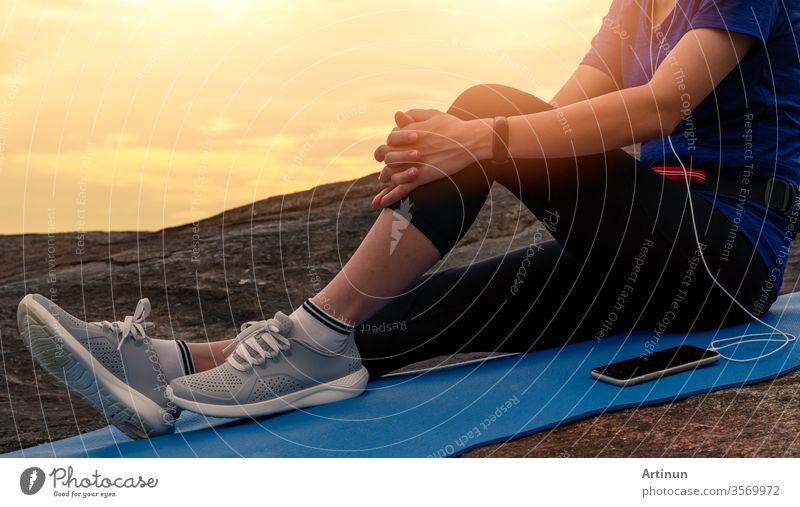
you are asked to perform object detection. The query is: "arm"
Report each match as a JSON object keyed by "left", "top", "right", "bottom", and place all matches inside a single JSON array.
[
  {"left": 375, "top": 27, "right": 756, "bottom": 206},
  {"left": 480, "top": 28, "right": 756, "bottom": 160},
  {"left": 548, "top": 64, "right": 621, "bottom": 108}
]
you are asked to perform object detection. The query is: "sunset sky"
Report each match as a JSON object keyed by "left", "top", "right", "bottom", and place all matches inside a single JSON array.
[{"left": 0, "top": 0, "right": 610, "bottom": 234}]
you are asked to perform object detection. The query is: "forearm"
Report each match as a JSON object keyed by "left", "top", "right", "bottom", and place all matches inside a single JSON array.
[
  {"left": 548, "top": 64, "right": 621, "bottom": 108},
  {"left": 473, "top": 85, "right": 680, "bottom": 160}
]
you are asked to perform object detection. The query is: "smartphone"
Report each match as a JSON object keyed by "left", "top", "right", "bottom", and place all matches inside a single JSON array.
[{"left": 591, "top": 345, "right": 721, "bottom": 387}]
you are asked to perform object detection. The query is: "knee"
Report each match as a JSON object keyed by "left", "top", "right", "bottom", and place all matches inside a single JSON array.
[
  {"left": 447, "top": 83, "right": 552, "bottom": 121},
  {"left": 454, "top": 83, "right": 509, "bottom": 103},
  {"left": 448, "top": 84, "right": 509, "bottom": 120}
]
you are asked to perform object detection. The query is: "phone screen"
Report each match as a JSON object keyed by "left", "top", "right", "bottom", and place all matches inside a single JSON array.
[{"left": 592, "top": 345, "right": 719, "bottom": 381}]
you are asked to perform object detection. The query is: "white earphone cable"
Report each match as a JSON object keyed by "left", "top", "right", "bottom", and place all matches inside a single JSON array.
[{"left": 665, "top": 135, "right": 796, "bottom": 362}]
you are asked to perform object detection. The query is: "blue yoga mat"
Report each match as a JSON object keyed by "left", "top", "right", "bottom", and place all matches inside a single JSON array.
[{"left": 6, "top": 292, "right": 800, "bottom": 458}]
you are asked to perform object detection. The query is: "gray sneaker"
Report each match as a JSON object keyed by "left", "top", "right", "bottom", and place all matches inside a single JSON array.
[
  {"left": 166, "top": 312, "right": 368, "bottom": 418},
  {"left": 17, "top": 294, "right": 180, "bottom": 439}
]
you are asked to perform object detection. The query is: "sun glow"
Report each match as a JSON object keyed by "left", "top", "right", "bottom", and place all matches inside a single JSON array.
[{"left": 0, "top": 0, "right": 608, "bottom": 234}]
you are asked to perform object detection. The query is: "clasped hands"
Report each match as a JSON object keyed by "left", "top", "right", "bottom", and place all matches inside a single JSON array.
[{"left": 371, "top": 109, "right": 493, "bottom": 208}]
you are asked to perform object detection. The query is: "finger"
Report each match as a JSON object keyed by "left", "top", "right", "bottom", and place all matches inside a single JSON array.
[
  {"left": 403, "top": 108, "right": 439, "bottom": 122},
  {"left": 373, "top": 134, "right": 415, "bottom": 162},
  {"left": 374, "top": 142, "right": 403, "bottom": 162},
  {"left": 384, "top": 149, "right": 419, "bottom": 167},
  {"left": 374, "top": 144, "right": 387, "bottom": 162},
  {"left": 379, "top": 163, "right": 414, "bottom": 183},
  {"left": 394, "top": 111, "right": 415, "bottom": 128},
  {"left": 386, "top": 129, "right": 418, "bottom": 147},
  {"left": 378, "top": 164, "right": 399, "bottom": 182},
  {"left": 372, "top": 186, "right": 394, "bottom": 208},
  {"left": 389, "top": 167, "right": 419, "bottom": 186},
  {"left": 380, "top": 183, "right": 414, "bottom": 208}
]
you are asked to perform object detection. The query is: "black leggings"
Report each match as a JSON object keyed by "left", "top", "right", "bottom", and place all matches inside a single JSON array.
[{"left": 354, "top": 84, "right": 778, "bottom": 378}]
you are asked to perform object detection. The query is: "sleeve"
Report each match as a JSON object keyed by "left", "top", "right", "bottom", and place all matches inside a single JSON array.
[
  {"left": 579, "top": 0, "right": 625, "bottom": 85},
  {"left": 689, "top": 0, "right": 781, "bottom": 44}
]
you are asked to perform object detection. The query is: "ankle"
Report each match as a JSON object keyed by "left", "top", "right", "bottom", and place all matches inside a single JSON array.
[
  {"left": 309, "top": 294, "right": 359, "bottom": 327},
  {"left": 186, "top": 341, "right": 232, "bottom": 373},
  {"left": 290, "top": 299, "right": 354, "bottom": 352}
]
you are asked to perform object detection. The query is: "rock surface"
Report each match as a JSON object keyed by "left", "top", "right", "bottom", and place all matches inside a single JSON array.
[{"left": 1, "top": 173, "right": 799, "bottom": 456}]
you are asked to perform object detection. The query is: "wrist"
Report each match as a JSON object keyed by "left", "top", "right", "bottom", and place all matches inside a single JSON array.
[{"left": 467, "top": 118, "right": 495, "bottom": 161}]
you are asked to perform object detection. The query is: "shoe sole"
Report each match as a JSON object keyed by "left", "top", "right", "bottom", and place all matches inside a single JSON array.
[
  {"left": 166, "top": 366, "right": 369, "bottom": 418},
  {"left": 17, "top": 296, "right": 174, "bottom": 440}
]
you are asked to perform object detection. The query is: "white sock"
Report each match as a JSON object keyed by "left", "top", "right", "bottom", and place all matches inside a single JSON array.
[
  {"left": 289, "top": 299, "right": 354, "bottom": 351},
  {"left": 149, "top": 339, "right": 194, "bottom": 381}
]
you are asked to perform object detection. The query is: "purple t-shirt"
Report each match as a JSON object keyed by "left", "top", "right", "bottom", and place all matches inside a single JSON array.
[{"left": 580, "top": 0, "right": 800, "bottom": 293}]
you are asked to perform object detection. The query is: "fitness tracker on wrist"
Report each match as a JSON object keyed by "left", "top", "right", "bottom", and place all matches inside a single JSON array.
[{"left": 492, "top": 115, "right": 510, "bottom": 165}]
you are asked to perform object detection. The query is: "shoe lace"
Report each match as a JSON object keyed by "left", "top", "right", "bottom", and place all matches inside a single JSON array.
[
  {"left": 223, "top": 312, "right": 292, "bottom": 371},
  {"left": 96, "top": 299, "right": 155, "bottom": 351}
]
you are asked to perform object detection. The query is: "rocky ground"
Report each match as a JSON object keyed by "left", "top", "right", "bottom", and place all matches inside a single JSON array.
[{"left": 1, "top": 172, "right": 799, "bottom": 457}]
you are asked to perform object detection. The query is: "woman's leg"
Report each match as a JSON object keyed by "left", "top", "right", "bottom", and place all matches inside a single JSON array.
[
  {"left": 309, "top": 209, "right": 440, "bottom": 325},
  {"left": 179, "top": 212, "right": 443, "bottom": 373},
  {"left": 355, "top": 83, "right": 775, "bottom": 376},
  {"left": 310, "top": 84, "right": 581, "bottom": 326}
]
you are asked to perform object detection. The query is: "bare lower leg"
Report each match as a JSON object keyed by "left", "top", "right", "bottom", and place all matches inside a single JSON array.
[
  {"left": 186, "top": 340, "right": 234, "bottom": 372},
  {"left": 184, "top": 209, "right": 438, "bottom": 374},
  {"left": 312, "top": 208, "right": 440, "bottom": 325}
]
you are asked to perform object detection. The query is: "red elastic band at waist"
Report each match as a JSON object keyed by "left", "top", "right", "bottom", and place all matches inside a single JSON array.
[{"left": 650, "top": 165, "right": 707, "bottom": 184}]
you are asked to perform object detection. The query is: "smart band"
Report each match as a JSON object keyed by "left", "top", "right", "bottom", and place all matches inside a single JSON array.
[{"left": 492, "top": 115, "right": 510, "bottom": 165}]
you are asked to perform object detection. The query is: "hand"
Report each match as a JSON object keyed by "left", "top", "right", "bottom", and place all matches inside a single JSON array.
[{"left": 372, "top": 109, "right": 492, "bottom": 208}]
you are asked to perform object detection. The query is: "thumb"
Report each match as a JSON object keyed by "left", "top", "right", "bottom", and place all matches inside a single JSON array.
[
  {"left": 403, "top": 108, "right": 439, "bottom": 122},
  {"left": 394, "top": 110, "right": 415, "bottom": 128}
]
